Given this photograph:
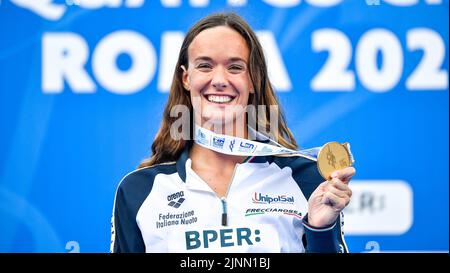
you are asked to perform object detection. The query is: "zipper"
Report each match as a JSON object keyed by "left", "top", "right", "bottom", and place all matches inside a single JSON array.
[
  {"left": 221, "top": 197, "right": 228, "bottom": 226},
  {"left": 217, "top": 156, "right": 254, "bottom": 226},
  {"left": 218, "top": 160, "right": 244, "bottom": 226}
]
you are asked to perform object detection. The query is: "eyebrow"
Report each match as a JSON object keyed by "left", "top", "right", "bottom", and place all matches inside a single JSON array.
[
  {"left": 194, "top": 56, "right": 213, "bottom": 62},
  {"left": 228, "top": 57, "right": 247, "bottom": 64},
  {"left": 194, "top": 56, "right": 247, "bottom": 64}
]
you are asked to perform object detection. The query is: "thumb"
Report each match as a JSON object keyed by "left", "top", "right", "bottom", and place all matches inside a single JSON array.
[{"left": 331, "top": 167, "right": 356, "bottom": 183}]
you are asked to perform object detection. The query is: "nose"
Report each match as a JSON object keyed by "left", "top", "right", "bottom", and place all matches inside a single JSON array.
[{"left": 211, "top": 67, "right": 227, "bottom": 90}]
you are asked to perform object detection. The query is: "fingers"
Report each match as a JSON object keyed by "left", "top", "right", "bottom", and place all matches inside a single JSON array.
[
  {"left": 330, "top": 178, "right": 352, "bottom": 198},
  {"left": 327, "top": 183, "right": 350, "bottom": 199},
  {"left": 313, "top": 179, "right": 353, "bottom": 206},
  {"left": 323, "top": 191, "right": 350, "bottom": 211},
  {"left": 318, "top": 178, "right": 352, "bottom": 196},
  {"left": 331, "top": 167, "right": 356, "bottom": 184},
  {"left": 323, "top": 178, "right": 352, "bottom": 198},
  {"left": 314, "top": 181, "right": 329, "bottom": 193},
  {"left": 321, "top": 179, "right": 352, "bottom": 209}
]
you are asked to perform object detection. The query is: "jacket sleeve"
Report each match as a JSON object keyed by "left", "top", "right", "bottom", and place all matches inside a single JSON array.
[
  {"left": 275, "top": 155, "right": 349, "bottom": 253},
  {"left": 110, "top": 174, "right": 147, "bottom": 253},
  {"left": 302, "top": 212, "right": 347, "bottom": 253}
]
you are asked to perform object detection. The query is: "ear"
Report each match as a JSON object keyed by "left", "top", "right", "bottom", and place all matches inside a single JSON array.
[
  {"left": 181, "top": 65, "right": 190, "bottom": 91},
  {"left": 249, "top": 82, "right": 255, "bottom": 94}
]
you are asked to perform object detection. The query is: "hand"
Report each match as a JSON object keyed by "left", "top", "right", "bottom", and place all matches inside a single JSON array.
[{"left": 307, "top": 167, "right": 355, "bottom": 228}]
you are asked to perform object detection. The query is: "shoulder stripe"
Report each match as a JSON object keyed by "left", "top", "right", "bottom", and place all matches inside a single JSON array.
[{"left": 110, "top": 161, "right": 176, "bottom": 252}]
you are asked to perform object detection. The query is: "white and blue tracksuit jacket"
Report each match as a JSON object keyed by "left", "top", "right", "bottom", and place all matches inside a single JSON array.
[{"left": 110, "top": 142, "right": 348, "bottom": 253}]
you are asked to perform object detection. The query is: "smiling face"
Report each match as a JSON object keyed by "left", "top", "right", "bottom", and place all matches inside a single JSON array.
[{"left": 182, "top": 26, "right": 254, "bottom": 131}]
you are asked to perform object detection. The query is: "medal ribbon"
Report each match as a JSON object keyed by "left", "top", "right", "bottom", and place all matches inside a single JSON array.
[{"left": 194, "top": 124, "right": 355, "bottom": 163}]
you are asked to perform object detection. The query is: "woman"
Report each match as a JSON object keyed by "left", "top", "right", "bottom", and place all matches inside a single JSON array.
[{"left": 111, "top": 12, "right": 355, "bottom": 253}]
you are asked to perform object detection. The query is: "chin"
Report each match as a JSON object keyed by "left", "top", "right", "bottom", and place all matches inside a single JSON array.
[
  {"left": 201, "top": 112, "right": 232, "bottom": 125},
  {"left": 201, "top": 110, "right": 247, "bottom": 131}
]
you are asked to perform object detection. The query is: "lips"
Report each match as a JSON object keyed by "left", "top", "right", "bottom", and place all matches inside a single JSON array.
[{"left": 203, "top": 94, "right": 236, "bottom": 104}]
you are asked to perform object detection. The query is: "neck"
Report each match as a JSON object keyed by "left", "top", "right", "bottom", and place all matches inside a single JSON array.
[
  {"left": 190, "top": 143, "right": 247, "bottom": 170},
  {"left": 189, "top": 139, "right": 248, "bottom": 199}
]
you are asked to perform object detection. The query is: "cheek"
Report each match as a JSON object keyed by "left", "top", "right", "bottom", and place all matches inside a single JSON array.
[
  {"left": 239, "top": 92, "right": 250, "bottom": 105},
  {"left": 190, "top": 87, "right": 202, "bottom": 98},
  {"left": 233, "top": 77, "right": 252, "bottom": 100},
  {"left": 189, "top": 72, "right": 209, "bottom": 87},
  {"left": 189, "top": 81, "right": 205, "bottom": 99}
]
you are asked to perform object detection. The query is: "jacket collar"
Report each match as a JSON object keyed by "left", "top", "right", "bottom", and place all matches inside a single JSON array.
[
  {"left": 175, "top": 141, "right": 192, "bottom": 183},
  {"left": 175, "top": 138, "right": 272, "bottom": 183}
]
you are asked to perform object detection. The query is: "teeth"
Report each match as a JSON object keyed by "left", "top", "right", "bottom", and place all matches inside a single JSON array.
[{"left": 206, "top": 95, "right": 233, "bottom": 103}]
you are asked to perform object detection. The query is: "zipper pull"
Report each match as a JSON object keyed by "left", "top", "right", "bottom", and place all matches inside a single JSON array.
[{"left": 221, "top": 197, "right": 228, "bottom": 226}]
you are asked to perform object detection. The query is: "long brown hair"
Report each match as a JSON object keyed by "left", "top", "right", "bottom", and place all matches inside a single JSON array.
[{"left": 139, "top": 12, "right": 298, "bottom": 168}]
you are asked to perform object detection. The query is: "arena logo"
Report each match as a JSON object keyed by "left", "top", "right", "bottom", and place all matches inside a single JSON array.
[
  {"left": 167, "top": 191, "right": 184, "bottom": 201},
  {"left": 167, "top": 191, "right": 185, "bottom": 208}
]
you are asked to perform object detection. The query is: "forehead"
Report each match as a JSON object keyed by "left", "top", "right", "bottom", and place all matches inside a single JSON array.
[{"left": 188, "top": 26, "right": 250, "bottom": 62}]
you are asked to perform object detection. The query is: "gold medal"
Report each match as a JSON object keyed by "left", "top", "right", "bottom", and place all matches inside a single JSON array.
[{"left": 317, "top": 142, "right": 352, "bottom": 180}]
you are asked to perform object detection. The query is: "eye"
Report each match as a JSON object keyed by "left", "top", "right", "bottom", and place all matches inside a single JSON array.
[
  {"left": 228, "top": 64, "right": 245, "bottom": 73},
  {"left": 196, "top": 63, "right": 212, "bottom": 71}
]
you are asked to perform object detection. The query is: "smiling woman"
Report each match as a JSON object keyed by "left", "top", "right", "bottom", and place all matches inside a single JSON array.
[
  {"left": 181, "top": 25, "right": 254, "bottom": 130},
  {"left": 110, "top": 12, "right": 356, "bottom": 253}
]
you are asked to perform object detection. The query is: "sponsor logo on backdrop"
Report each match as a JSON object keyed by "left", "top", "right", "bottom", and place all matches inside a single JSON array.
[{"left": 343, "top": 180, "right": 413, "bottom": 235}]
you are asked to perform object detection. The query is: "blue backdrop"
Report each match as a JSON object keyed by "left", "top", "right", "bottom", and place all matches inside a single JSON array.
[{"left": 0, "top": 0, "right": 448, "bottom": 253}]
